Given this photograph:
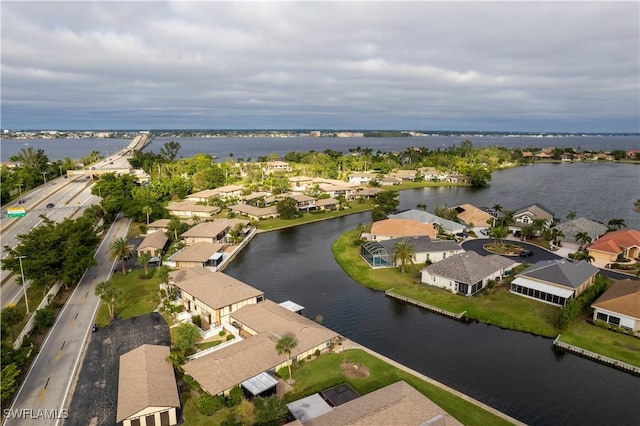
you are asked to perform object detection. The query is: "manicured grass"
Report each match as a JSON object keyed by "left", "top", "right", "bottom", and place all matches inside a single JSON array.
[
  {"left": 180, "top": 391, "right": 231, "bottom": 425},
  {"left": 95, "top": 268, "right": 163, "bottom": 326},
  {"left": 559, "top": 317, "right": 640, "bottom": 367},
  {"left": 285, "top": 349, "right": 513, "bottom": 426}
]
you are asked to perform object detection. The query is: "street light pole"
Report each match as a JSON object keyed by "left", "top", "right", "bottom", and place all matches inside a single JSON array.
[
  {"left": 41, "top": 172, "right": 47, "bottom": 194},
  {"left": 17, "top": 183, "right": 23, "bottom": 204},
  {"left": 18, "top": 256, "right": 29, "bottom": 314}
]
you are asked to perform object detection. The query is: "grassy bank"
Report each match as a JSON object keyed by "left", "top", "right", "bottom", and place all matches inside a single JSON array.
[
  {"left": 332, "top": 228, "right": 640, "bottom": 366},
  {"left": 255, "top": 200, "right": 373, "bottom": 231}
]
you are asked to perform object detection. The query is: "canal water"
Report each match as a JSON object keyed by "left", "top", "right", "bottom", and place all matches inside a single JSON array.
[{"left": 225, "top": 164, "right": 639, "bottom": 425}]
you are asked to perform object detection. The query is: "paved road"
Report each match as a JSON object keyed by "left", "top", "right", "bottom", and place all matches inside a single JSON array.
[{"left": 3, "top": 215, "right": 131, "bottom": 426}]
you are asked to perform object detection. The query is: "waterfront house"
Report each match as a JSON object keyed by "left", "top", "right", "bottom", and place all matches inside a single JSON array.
[
  {"left": 137, "top": 231, "right": 169, "bottom": 258},
  {"left": 421, "top": 251, "right": 517, "bottom": 296},
  {"left": 348, "top": 172, "right": 378, "bottom": 185},
  {"left": 361, "top": 236, "right": 463, "bottom": 269},
  {"left": 229, "top": 204, "right": 280, "bottom": 220},
  {"left": 169, "top": 242, "right": 225, "bottom": 269},
  {"left": 390, "top": 169, "right": 418, "bottom": 181},
  {"left": 166, "top": 200, "right": 221, "bottom": 219},
  {"left": 314, "top": 197, "right": 340, "bottom": 211},
  {"left": 180, "top": 219, "right": 249, "bottom": 245},
  {"left": 553, "top": 217, "right": 607, "bottom": 245},
  {"left": 354, "top": 187, "right": 383, "bottom": 200},
  {"left": 187, "top": 185, "right": 244, "bottom": 203},
  {"left": 289, "top": 176, "right": 315, "bottom": 192},
  {"left": 296, "top": 381, "right": 463, "bottom": 426},
  {"left": 513, "top": 203, "right": 555, "bottom": 228},
  {"left": 262, "top": 160, "right": 292, "bottom": 174},
  {"left": 452, "top": 204, "right": 494, "bottom": 228},
  {"left": 389, "top": 209, "right": 466, "bottom": 235},
  {"left": 173, "top": 268, "right": 265, "bottom": 328},
  {"left": 183, "top": 300, "right": 339, "bottom": 397},
  {"left": 587, "top": 229, "right": 640, "bottom": 264},
  {"left": 591, "top": 279, "right": 640, "bottom": 337},
  {"left": 510, "top": 259, "right": 599, "bottom": 306},
  {"left": 116, "top": 344, "right": 180, "bottom": 426},
  {"left": 365, "top": 219, "right": 437, "bottom": 241}
]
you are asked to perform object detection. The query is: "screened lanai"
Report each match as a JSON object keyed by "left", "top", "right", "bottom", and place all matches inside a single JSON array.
[{"left": 361, "top": 241, "right": 392, "bottom": 268}]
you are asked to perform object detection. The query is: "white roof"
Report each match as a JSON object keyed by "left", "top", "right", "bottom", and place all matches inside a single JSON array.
[
  {"left": 279, "top": 300, "right": 305, "bottom": 313},
  {"left": 287, "top": 393, "right": 333, "bottom": 422},
  {"left": 241, "top": 371, "right": 279, "bottom": 396},
  {"left": 512, "top": 277, "right": 574, "bottom": 298}
]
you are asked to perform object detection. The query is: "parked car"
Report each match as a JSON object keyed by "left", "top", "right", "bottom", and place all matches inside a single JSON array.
[
  {"left": 480, "top": 229, "right": 490, "bottom": 236},
  {"left": 520, "top": 249, "right": 534, "bottom": 257}
]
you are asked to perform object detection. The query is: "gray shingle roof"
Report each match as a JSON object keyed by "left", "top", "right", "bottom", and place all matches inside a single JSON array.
[
  {"left": 421, "top": 251, "right": 517, "bottom": 284},
  {"left": 518, "top": 259, "right": 599, "bottom": 289},
  {"left": 554, "top": 217, "right": 608, "bottom": 243}
]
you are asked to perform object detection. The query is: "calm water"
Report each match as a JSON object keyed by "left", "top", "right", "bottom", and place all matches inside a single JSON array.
[
  {"left": 225, "top": 212, "right": 639, "bottom": 425},
  {"left": 1, "top": 134, "right": 638, "bottom": 162}
]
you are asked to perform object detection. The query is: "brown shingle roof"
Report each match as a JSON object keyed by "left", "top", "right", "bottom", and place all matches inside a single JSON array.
[
  {"left": 137, "top": 231, "right": 168, "bottom": 252},
  {"left": 305, "top": 381, "right": 462, "bottom": 426},
  {"left": 592, "top": 279, "right": 640, "bottom": 319},
  {"left": 229, "top": 204, "right": 279, "bottom": 217},
  {"left": 175, "top": 271, "right": 264, "bottom": 309},
  {"left": 166, "top": 200, "right": 221, "bottom": 214},
  {"left": 453, "top": 204, "right": 494, "bottom": 226},
  {"left": 170, "top": 266, "right": 214, "bottom": 284},
  {"left": 116, "top": 345, "right": 179, "bottom": 422},
  {"left": 171, "top": 242, "right": 225, "bottom": 262},
  {"left": 180, "top": 219, "right": 249, "bottom": 239}
]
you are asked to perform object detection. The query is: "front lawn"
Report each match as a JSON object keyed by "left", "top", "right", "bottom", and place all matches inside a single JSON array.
[{"left": 95, "top": 268, "right": 162, "bottom": 326}]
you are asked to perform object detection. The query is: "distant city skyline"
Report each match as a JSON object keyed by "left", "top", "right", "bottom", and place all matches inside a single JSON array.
[{"left": 1, "top": 2, "right": 638, "bottom": 133}]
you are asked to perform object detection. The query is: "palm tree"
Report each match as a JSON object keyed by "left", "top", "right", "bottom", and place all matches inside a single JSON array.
[
  {"left": 575, "top": 232, "right": 592, "bottom": 251},
  {"left": 276, "top": 334, "right": 298, "bottom": 383},
  {"left": 95, "top": 280, "right": 122, "bottom": 320},
  {"left": 392, "top": 241, "right": 416, "bottom": 273},
  {"left": 573, "top": 251, "right": 594, "bottom": 263},
  {"left": 138, "top": 252, "right": 151, "bottom": 275},
  {"left": 109, "top": 237, "right": 133, "bottom": 275},
  {"left": 566, "top": 210, "right": 577, "bottom": 220},
  {"left": 157, "top": 265, "right": 173, "bottom": 297},
  {"left": 607, "top": 218, "right": 626, "bottom": 231},
  {"left": 142, "top": 205, "right": 153, "bottom": 225}
]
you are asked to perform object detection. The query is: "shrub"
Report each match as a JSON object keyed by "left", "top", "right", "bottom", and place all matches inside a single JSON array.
[
  {"left": 198, "top": 394, "right": 225, "bottom": 416},
  {"left": 219, "top": 330, "right": 226, "bottom": 337},
  {"left": 34, "top": 306, "right": 55, "bottom": 332},
  {"left": 314, "top": 349, "right": 321, "bottom": 357},
  {"left": 227, "top": 386, "right": 244, "bottom": 407},
  {"left": 183, "top": 374, "right": 201, "bottom": 391},
  {"left": 226, "top": 334, "right": 235, "bottom": 341},
  {"left": 191, "top": 314, "right": 202, "bottom": 328}
]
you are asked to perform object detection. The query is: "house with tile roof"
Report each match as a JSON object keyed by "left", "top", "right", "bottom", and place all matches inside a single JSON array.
[
  {"left": 183, "top": 300, "right": 339, "bottom": 397},
  {"left": 588, "top": 229, "right": 640, "bottom": 264},
  {"left": 298, "top": 381, "right": 463, "bottom": 426},
  {"left": 592, "top": 279, "right": 640, "bottom": 337},
  {"left": 452, "top": 204, "right": 494, "bottom": 228},
  {"left": 173, "top": 268, "right": 264, "bottom": 328},
  {"left": 421, "top": 251, "right": 517, "bottom": 296},
  {"left": 367, "top": 219, "right": 437, "bottom": 241},
  {"left": 510, "top": 259, "right": 599, "bottom": 306},
  {"left": 116, "top": 344, "right": 180, "bottom": 426}
]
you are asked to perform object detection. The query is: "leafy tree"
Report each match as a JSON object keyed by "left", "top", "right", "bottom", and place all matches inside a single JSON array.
[
  {"left": 253, "top": 395, "right": 289, "bottom": 426},
  {"left": 275, "top": 334, "right": 297, "bottom": 382},
  {"left": 607, "top": 218, "right": 626, "bottom": 231},
  {"left": 138, "top": 252, "right": 151, "bottom": 275},
  {"left": 0, "top": 306, "right": 25, "bottom": 340},
  {"left": 157, "top": 265, "right": 172, "bottom": 294},
  {"left": 167, "top": 217, "right": 189, "bottom": 241},
  {"left": 1, "top": 363, "right": 21, "bottom": 402},
  {"left": 566, "top": 210, "right": 577, "bottom": 220},
  {"left": 198, "top": 393, "right": 224, "bottom": 416},
  {"left": 173, "top": 322, "right": 201, "bottom": 355},
  {"left": 109, "top": 237, "right": 133, "bottom": 275},
  {"left": 34, "top": 306, "right": 55, "bottom": 332},
  {"left": 416, "top": 203, "right": 427, "bottom": 211},
  {"left": 392, "top": 240, "right": 416, "bottom": 273},
  {"left": 227, "top": 386, "right": 244, "bottom": 407},
  {"left": 159, "top": 141, "right": 182, "bottom": 162},
  {"left": 95, "top": 281, "right": 122, "bottom": 321},
  {"left": 434, "top": 205, "right": 458, "bottom": 221},
  {"left": 142, "top": 205, "right": 153, "bottom": 225},
  {"left": 276, "top": 197, "right": 299, "bottom": 220},
  {"left": 372, "top": 191, "right": 399, "bottom": 222},
  {"left": 467, "top": 166, "right": 491, "bottom": 187}
]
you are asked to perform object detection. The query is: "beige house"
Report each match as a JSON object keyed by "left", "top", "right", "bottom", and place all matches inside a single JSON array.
[
  {"left": 146, "top": 219, "right": 171, "bottom": 234},
  {"left": 184, "top": 300, "right": 339, "bottom": 397},
  {"left": 315, "top": 197, "right": 339, "bottom": 211},
  {"left": 513, "top": 204, "right": 555, "bottom": 228},
  {"left": 588, "top": 229, "right": 640, "bottom": 264},
  {"left": 137, "top": 231, "right": 168, "bottom": 257},
  {"left": 180, "top": 219, "right": 249, "bottom": 245},
  {"left": 173, "top": 268, "right": 264, "bottom": 328},
  {"left": 166, "top": 200, "right": 220, "bottom": 219},
  {"left": 367, "top": 219, "right": 437, "bottom": 241},
  {"left": 116, "top": 344, "right": 180, "bottom": 426},
  {"left": 170, "top": 242, "right": 225, "bottom": 268},
  {"left": 229, "top": 204, "right": 279, "bottom": 220},
  {"left": 452, "top": 204, "right": 494, "bottom": 227},
  {"left": 300, "top": 381, "right": 463, "bottom": 426},
  {"left": 263, "top": 160, "right": 292, "bottom": 174},
  {"left": 592, "top": 279, "right": 640, "bottom": 337},
  {"left": 187, "top": 185, "right": 245, "bottom": 202}
]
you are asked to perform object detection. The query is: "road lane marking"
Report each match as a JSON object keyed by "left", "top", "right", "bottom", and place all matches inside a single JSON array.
[
  {"left": 56, "top": 341, "right": 66, "bottom": 360},
  {"left": 38, "top": 377, "right": 50, "bottom": 402}
]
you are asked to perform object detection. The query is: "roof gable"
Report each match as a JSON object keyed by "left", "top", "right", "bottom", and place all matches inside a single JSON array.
[
  {"left": 592, "top": 279, "right": 640, "bottom": 319},
  {"left": 518, "top": 259, "right": 598, "bottom": 289},
  {"left": 422, "top": 251, "right": 516, "bottom": 284},
  {"left": 176, "top": 272, "right": 264, "bottom": 309}
]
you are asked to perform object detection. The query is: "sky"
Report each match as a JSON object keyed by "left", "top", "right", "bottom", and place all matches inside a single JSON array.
[{"left": 1, "top": 1, "right": 639, "bottom": 132}]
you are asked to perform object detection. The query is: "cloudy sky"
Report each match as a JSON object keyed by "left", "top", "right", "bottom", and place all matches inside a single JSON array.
[{"left": 1, "top": 1, "right": 638, "bottom": 132}]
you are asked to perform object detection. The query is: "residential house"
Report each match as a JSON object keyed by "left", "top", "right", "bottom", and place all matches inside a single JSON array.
[
  {"left": 389, "top": 209, "right": 466, "bottom": 235},
  {"left": 452, "top": 204, "right": 494, "bottom": 228},
  {"left": 366, "top": 219, "right": 437, "bottom": 241},
  {"left": 318, "top": 183, "right": 358, "bottom": 200},
  {"left": 116, "top": 344, "right": 180, "bottom": 426},
  {"left": 390, "top": 169, "right": 418, "bottom": 181},
  {"left": 169, "top": 242, "right": 225, "bottom": 269},
  {"left": 187, "top": 185, "right": 245, "bottom": 203},
  {"left": 552, "top": 217, "right": 607, "bottom": 245},
  {"left": 180, "top": 219, "right": 249, "bottom": 245},
  {"left": 513, "top": 203, "right": 555, "bottom": 229},
  {"left": 229, "top": 204, "right": 280, "bottom": 220},
  {"left": 289, "top": 176, "right": 315, "bottom": 192},
  {"left": 421, "top": 251, "right": 517, "bottom": 296},
  {"left": 146, "top": 218, "right": 194, "bottom": 235},
  {"left": 588, "top": 229, "right": 640, "bottom": 264},
  {"left": 137, "top": 231, "right": 169, "bottom": 258},
  {"left": 314, "top": 197, "right": 339, "bottom": 211},
  {"left": 592, "top": 279, "right": 640, "bottom": 337},
  {"left": 262, "top": 160, "right": 292, "bottom": 174},
  {"left": 297, "top": 381, "right": 463, "bottom": 426},
  {"left": 379, "top": 176, "right": 402, "bottom": 186},
  {"left": 348, "top": 172, "right": 378, "bottom": 186},
  {"left": 510, "top": 259, "right": 599, "bottom": 306},
  {"left": 380, "top": 236, "right": 464, "bottom": 264},
  {"left": 183, "top": 300, "right": 339, "bottom": 397},
  {"left": 354, "top": 187, "right": 383, "bottom": 200},
  {"left": 173, "top": 268, "right": 265, "bottom": 328},
  {"left": 166, "top": 200, "right": 220, "bottom": 219}
]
